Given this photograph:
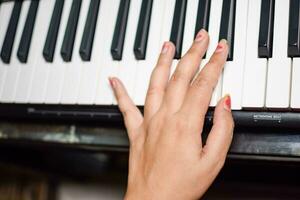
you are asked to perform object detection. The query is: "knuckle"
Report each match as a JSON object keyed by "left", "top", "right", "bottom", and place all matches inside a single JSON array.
[
  {"left": 192, "top": 76, "right": 213, "bottom": 90},
  {"left": 207, "top": 58, "right": 222, "bottom": 68},
  {"left": 174, "top": 119, "right": 188, "bottom": 132},
  {"left": 147, "top": 85, "right": 164, "bottom": 97},
  {"left": 156, "top": 58, "right": 169, "bottom": 67},
  {"left": 170, "top": 71, "right": 189, "bottom": 83},
  {"left": 185, "top": 48, "right": 199, "bottom": 59},
  {"left": 117, "top": 94, "right": 128, "bottom": 104}
]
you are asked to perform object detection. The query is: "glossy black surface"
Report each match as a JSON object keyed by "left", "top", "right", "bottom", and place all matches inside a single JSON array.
[
  {"left": 195, "top": 0, "right": 211, "bottom": 37},
  {"left": 43, "top": 0, "right": 64, "bottom": 62},
  {"left": 0, "top": 1, "right": 22, "bottom": 64},
  {"left": 61, "top": 0, "right": 82, "bottom": 62},
  {"left": 133, "top": 0, "right": 153, "bottom": 60},
  {"left": 219, "top": 0, "right": 236, "bottom": 61},
  {"left": 288, "top": 0, "right": 300, "bottom": 57},
  {"left": 258, "top": 0, "right": 275, "bottom": 58},
  {"left": 17, "top": 0, "right": 39, "bottom": 63},
  {"left": 79, "top": 0, "right": 100, "bottom": 61},
  {"left": 195, "top": 0, "right": 211, "bottom": 58},
  {"left": 170, "top": 0, "right": 187, "bottom": 59},
  {"left": 111, "top": 0, "right": 131, "bottom": 61}
]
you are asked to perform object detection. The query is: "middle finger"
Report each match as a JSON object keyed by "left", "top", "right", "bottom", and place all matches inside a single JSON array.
[{"left": 163, "top": 29, "right": 209, "bottom": 113}]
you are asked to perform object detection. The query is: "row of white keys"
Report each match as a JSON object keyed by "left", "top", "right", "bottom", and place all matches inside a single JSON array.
[
  {"left": 60, "top": 0, "right": 90, "bottom": 104},
  {"left": 221, "top": 0, "right": 248, "bottom": 110},
  {"left": 0, "top": 2, "right": 14, "bottom": 97},
  {"left": 266, "top": 0, "right": 291, "bottom": 108},
  {"left": 116, "top": 0, "right": 142, "bottom": 105},
  {"left": 14, "top": 0, "right": 56, "bottom": 103},
  {"left": 242, "top": 0, "right": 267, "bottom": 108},
  {"left": 44, "top": 0, "right": 73, "bottom": 104},
  {"left": 160, "top": 0, "right": 176, "bottom": 76},
  {"left": 77, "top": 0, "right": 108, "bottom": 105},
  {"left": 204, "top": 0, "right": 223, "bottom": 107},
  {"left": 291, "top": 58, "right": 300, "bottom": 108},
  {"left": 94, "top": 0, "right": 120, "bottom": 105},
  {"left": 133, "top": 0, "right": 167, "bottom": 105},
  {"left": 0, "top": 0, "right": 30, "bottom": 103}
]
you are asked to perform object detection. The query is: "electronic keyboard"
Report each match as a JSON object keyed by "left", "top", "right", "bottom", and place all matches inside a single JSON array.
[{"left": 0, "top": 0, "right": 299, "bottom": 129}]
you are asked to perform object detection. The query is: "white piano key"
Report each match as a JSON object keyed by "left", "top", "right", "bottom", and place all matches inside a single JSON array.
[
  {"left": 182, "top": 0, "right": 198, "bottom": 55},
  {"left": 60, "top": 0, "right": 89, "bottom": 104},
  {"left": 0, "top": 0, "right": 30, "bottom": 103},
  {"left": 160, "top": 0, "right": 176, "bottom": 47},
  {"left": 133, "top": 0, "right": 167, "bottom": 105},
  {"left": 221, "top": 0, "right": 248, "bottom": 110},
  {"left": 160, "top": 0, "right": 176, "bottom": 76},
  {"left": 291, "top": 58, "right": 300, "bottom": 109},
  {"left": 0, "top": 2, "right": 14, "bottom": 98},
  {"left": 28, "top": 1, "right": 59, "bottom": 103},
  {"left": 266, "top": 0, "right": 291, "bottom": 108},
  {"left": 203, "top": 0, "right": 223, "bottom": 107},
  {"left": 14, "top": 0, "right": 55, "bottom": 103},
  {"left": 94, "top": 0, "right": 120, "bottom": 105},
  {"left": 242, "top": 0, "right": 267, "bottom": 108},
  {"left": 44, "top": 0, "right": 73, "bottom": 104},
  {"left": 116, "top": 0, "right": 142, "bottom": 105},
  {"left": 76, "top": 0, "right": 106, "bottom": 105}
]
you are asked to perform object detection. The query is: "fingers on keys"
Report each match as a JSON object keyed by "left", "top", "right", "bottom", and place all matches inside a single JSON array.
[{"left": 163, "top": 29, "right": 209, "bottom": 113}]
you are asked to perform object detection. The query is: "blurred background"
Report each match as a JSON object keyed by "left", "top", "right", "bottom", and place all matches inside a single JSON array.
[{"left": 1, "top": 120, "right": 300, "bottom": 200}]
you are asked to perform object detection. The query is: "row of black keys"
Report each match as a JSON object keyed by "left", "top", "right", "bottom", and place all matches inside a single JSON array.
[
  {"left": 1, "top": 0, "right": 300, "bottom": 64},
  {"left": 0, "top": 0, "right": 212, "bottom": 63}
]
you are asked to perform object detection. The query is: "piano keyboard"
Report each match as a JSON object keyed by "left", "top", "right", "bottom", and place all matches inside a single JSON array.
[{"left": 0, "top": 0, "right": 300, "bottom": 111}]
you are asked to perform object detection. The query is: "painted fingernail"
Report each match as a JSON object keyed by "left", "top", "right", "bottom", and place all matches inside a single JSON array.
[
  {"left": 195, "top": 29, "right": 206, "bottom": 42},
  {"left": 215, "top": 39, "right": 227, "bottom": 53},
  {"left": 224, "top": 95, "right": 231, "bottom": 112},
  {"left": 109, "top": 77, "right": 116, "bottom": 89},
  {"left": 161, "top": 42, "right": 169, "bottom": 54}
]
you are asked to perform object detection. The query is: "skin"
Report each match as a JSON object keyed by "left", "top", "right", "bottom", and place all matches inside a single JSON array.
[{"left": 109, "top": 29, "right": 234, "bottom": 200}]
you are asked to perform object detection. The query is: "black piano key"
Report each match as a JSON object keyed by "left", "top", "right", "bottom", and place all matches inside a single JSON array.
[
  {"left": 288, "top": 0, "right": 300, "bottom": 57},
  {"left": 79, "top": 0, "right": 100, "bottom": 61},
  {"left": 0, "top": 1, "right": 23, "bottom": 64},
  {"left": 61, "top": 0, "right": 82, "bottom": 62},
  {"left": 194, "top": 0, "right": 211, "bottom": 59},
  {"left": 219, "top": 0, "right": 236, "bottom": 61},
  {"left": 258, "top": 0, "right": 275, "bottom": 58},
  {"left": 111, "top": 0, "right": 131, "bottom": 61},
  {"left": 133, "top": 0, "right": 153, "bottom": 60},
  {"left": 170, "top": 0, "right": 187, "bottom": 59},
  {"left": 43, "top": 0, "right": 65, "bottom": 62},
  {"left": 17, "top": 0, "right": 39, "bottom": 63},
  {"left": 194, "top": 0, "right": 211, "bottom": 37}
]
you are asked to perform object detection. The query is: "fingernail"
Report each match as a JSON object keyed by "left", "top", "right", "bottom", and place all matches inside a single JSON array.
[
  {"left": 109, "top": 77, "right": 117, "bottom": 89},
  {"left": 161, "top": 42, "right": 169, "bottom": 54},
  {"left": 215, "top": 39, "right": 227, "bottom": 53},
  {"left": 224, "top": 95, "right": 231, "bottom": 112},
  {"left": 195, "top": 29, "right": 206, "bottom": 42}
]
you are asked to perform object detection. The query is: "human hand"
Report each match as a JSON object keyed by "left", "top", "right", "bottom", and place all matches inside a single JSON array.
[{"left": 109, "top": 29, "right": 234, "bottom": 200}]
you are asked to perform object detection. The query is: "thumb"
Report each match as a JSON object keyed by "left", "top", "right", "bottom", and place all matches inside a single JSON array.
[{"left": 202, "top": 95, "right": 234, "bottom": 168}]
